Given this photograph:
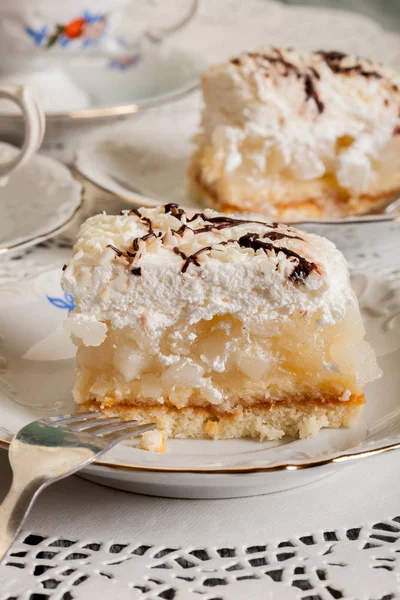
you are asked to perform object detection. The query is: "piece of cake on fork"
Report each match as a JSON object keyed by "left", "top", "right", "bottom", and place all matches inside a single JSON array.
[
  {"left": 62, "top": 204, "right": 380, "bottom": 441},
  {"left": 189, "top": 47, "right": 400, "bottom": 219}
]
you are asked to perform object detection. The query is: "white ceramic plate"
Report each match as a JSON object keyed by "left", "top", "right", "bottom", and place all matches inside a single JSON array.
[
  {"left": 0, "top": 268, "right": 400, "bottom": 498},
  {"left": 0, "top": 143, "right": 82, "bottom": 252}
]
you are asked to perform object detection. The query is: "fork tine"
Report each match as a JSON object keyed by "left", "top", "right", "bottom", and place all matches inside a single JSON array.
[
  {"left": 69, "top": 417, "right": 125, "bottom": 432},
  {"left": 99, "top": 422, "right": 156, "bottom": 441},
  {"left": 41, "top": 412, "right": 102, "bottom": 426},
  {"left": 91, "top": 421, "right": 142, "bottom": 436}
]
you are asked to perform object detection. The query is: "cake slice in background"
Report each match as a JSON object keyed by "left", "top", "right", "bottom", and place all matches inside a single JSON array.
[
  {"left": 62, "top": 205, "right": 380, "bottom": 442},
  {"left": 189, "top": 47, "right": 400, "bottom": 219}
]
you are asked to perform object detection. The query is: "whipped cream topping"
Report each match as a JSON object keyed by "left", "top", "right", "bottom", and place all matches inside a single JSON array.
[
  {"left": 62, "top": 205, "right": 356, "bottom": 348},
  {"left": 199, "top": 47, "right": 400, "bottom": 193}
]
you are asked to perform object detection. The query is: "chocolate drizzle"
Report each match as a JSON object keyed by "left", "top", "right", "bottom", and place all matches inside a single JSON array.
[
  {"left": 304, "top": 73, "right": 324, "bottom": 113},
  {"left": 248, "top": 49, "right": 300, "bottom": 79},
  {"left": 206, "top": 215, "right": 277, "bottom": 228},
  {"left": 127, "top": 213, "right": 162, "bottom": 265},
  {"left": 128, "top": 208, "right": 141, "bottom": 217},
  {"left": 107, "top": 244, "right": 123, "bottom": 257},
  {"left": 141, "top": 216, "right": 154, "bottom": 234},
  {"left": 187, "top": 213, "right": 277, "bottom": 229},
  {"left": 263, "top": 231, "right": 302, "bottom": 242},
  {"left": 317, "top": 50, "right": 347, "bottom": 63},
  {"left": 234, "top": 47, "right": 396, "bottom": 117},
  {"left": 172, "top": 223, "right": 193, "bottom": 236},
  {"left": 170, "top": 209, "right": 315, "bottom": 281},
  {"left": 192, "top": 225, "right": 214, "bottom": 234},
  {"left": 141, "top": 232, "right": 157, "bottom": 242},
  {"left": 165, "top": 203, "right": 185, "bottom": 220},
  {"left": 173, "top": 246, "right": 212, "bottom": 273},
  {"left": 186, "top": 212, "right": 209, "bottom": 223},
  {"left": 107, "top": 211, "right": 161, "bottom": 275},
  {"left": 245, "top": 48, "right": 326, "bottom": 114},
  {"left": 111, "top": 206, "right": 317, "bottom": 283},
  {"left": 316, "top": 50, "right": 383, "bottom": 79},
  {"left": 173, "top": 247, "right": 187, "bottom": 260},
  {"left": 171, "top": 209, "right": 315, "bottom": 281},
  {"left": 309, "top": 66, "right": 320, "bottom": 80},
  {"left": 236, "top": 233, "right": 317, "bottom": 282}
]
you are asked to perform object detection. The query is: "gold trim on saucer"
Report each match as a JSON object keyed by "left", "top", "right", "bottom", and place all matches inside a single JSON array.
[
  {"left": 0, "top": 193, "right": 84, "bottom": 254},
  {"left": 0, "top": 83, "right": 199, "bottom": 123},
  {"left": 74, "top": 166, "right": 161, "bottom": 209}
]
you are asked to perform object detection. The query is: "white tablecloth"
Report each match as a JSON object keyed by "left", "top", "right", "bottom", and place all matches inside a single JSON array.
[{"left": 1, "top": 445, "right": 400, "bottom": 598}]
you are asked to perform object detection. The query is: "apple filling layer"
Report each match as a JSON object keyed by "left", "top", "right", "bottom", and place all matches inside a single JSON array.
[
  {"left": 190, "top": 137, "right": 400, "bottom": 220},
  {"left": 73, "top": 306, "right": 377, "bottom": 439}
]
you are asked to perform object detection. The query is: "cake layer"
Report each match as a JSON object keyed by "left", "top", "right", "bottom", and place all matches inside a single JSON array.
[
  {"left": 82, "top": 399, "right": 364, "bottom": 441},
  {"left": 189, "top": 47, "right": 400, "bottom": 218},
  {"left": 62, "top": 204, "right": 380, "bottom": 441}
]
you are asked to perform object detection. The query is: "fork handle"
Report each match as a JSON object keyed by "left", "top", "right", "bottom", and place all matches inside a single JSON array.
[{"left": 0, "top": 477, "right": 44, "bottom": 562}]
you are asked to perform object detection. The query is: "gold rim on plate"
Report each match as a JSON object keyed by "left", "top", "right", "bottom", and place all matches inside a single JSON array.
[{"left": 0, "top": 434, "right": 399, "bottom": 474}]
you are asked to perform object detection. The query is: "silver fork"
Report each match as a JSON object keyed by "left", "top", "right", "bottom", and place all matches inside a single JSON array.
[{"left": 0, "top": 412, "right": 155, "bottom": 562}]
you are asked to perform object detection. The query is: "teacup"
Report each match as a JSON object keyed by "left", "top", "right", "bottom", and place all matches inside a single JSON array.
[
  {"left": 0, "top": 0, "right": 198, "bottom": 112},
  {"left": 0, "top": 84, "right": 44, "bottom": 178}
]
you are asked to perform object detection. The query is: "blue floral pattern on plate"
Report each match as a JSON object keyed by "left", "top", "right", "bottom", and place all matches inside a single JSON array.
[{"left": 46, "top": 292, "right": 75, "bottom": 311}]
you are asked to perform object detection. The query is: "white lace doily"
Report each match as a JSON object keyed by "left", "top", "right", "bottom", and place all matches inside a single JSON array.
[{"left": 2, "top": 518, "right": 400, "bottom": 599}]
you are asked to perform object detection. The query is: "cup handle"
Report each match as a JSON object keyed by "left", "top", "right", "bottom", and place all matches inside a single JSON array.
[
  {"left": 144, "top": 0, "right": 199, "bottom": 43},
  {"left": 0, "top": 85, "right": 45, "bottom": 178}
]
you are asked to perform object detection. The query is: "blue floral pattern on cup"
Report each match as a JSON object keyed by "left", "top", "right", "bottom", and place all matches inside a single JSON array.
[
  {"left": 46, "top": 292, "right": 75, "bottom": 311},
  {"left": 107, "top": 37, "right": 142, "bottom": 70},
  {"left": 26, "top": 12, "right": 107, "bottom": 49},
  {"left": 108, "top": 54, "right": 141, "bottom": 70}
]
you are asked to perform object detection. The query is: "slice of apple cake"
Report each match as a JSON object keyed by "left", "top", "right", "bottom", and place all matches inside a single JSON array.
[
  {"left": 61, "top": 204, "right": 380, "bottom": 440},
  {"left": 189, "top": 47, "right": 400, "bottom": 219}
]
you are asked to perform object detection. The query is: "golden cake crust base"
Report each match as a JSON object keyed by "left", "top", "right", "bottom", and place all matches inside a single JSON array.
[
  {"left": 188, "top": 156, "right": 397, "bottom": 220},
  {"left": 82, "top": 395, "right": 364, "bottom": 441}
]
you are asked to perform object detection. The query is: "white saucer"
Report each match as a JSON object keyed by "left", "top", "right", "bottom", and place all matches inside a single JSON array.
[
  {"left": 75, "top": 107, "right": 199, "bottom": 208},
  {"left": 0, "top": 143, "right": 82, "bottom": 252},
  {"left": 0, "top": 268, "right": 399, "bottom": 498},
  {"left": 0, "top": 46, "right": 206, "bottom": 163}
]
